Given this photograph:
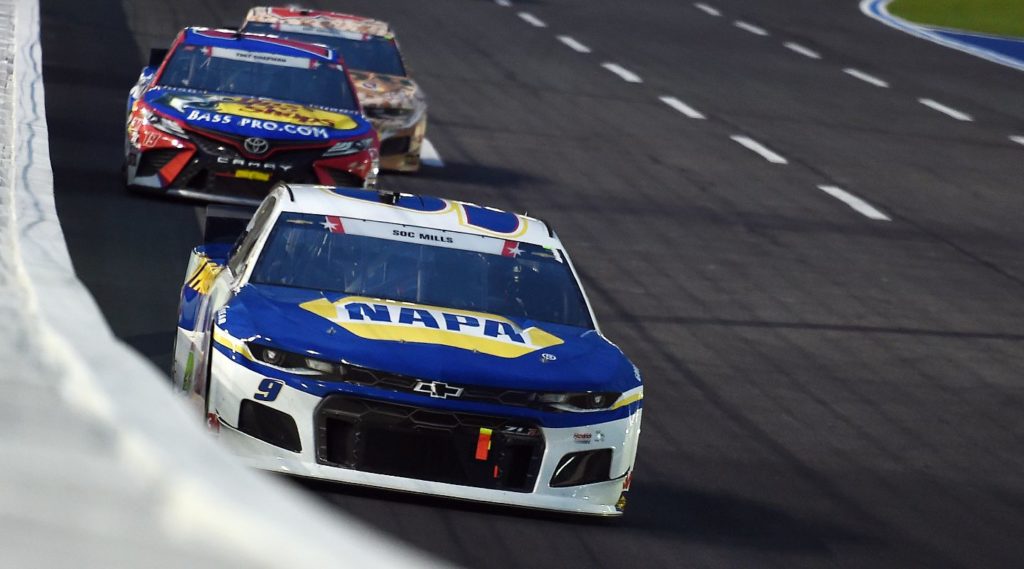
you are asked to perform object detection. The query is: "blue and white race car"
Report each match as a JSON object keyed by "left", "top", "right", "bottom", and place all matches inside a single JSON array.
[{"left": 173, "top": 184, "right": 643, "bottom": 515}]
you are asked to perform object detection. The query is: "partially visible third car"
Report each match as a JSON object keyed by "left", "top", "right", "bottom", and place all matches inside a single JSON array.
[{"left": 242, "top": 7, "right": 428, "bottom": 172}]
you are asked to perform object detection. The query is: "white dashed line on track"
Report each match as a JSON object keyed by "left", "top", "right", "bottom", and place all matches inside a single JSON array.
[
  {"left": 843, "top": 68, "right": 889, "bottom": 88},
  {"left": 783, "top": 42, "right": 821, "bottom": 59},
  {"left": 734, "top": 21, "right": 769, "bottom": 36},
  {"left": 694, "top": 3, "right": 721, "bottom": 16},
  {"left": 518, "top": 12, "right": 547, "bottom": 27},
  {"left": 495, "top": 0, "right": 512, "bottom": 6},
  {"left": 420, "top": 139, "right": 444, "bottom": 168},
  {"left": 557, "top": 35, "right": 592, "bottom": 53},
  {"left": 730, "top": 135, "right": 788, "bottom": 164},
  {"left": 818, "top": 185, "right": 891, "bottom": 221},
  {"left": 601, "top": 62, "right": 643, "bottom": 83},
  {"left": 659, "top": 96, "right": 706, "bottom": 119},
  {"left": 1011, "top": 135, "right": 1024, "bottom": 146},
  {"left": 918, "top": 98, "right": 973, "bottom": 121}
]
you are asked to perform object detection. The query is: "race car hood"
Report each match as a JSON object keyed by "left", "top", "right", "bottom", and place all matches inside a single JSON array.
[
  {"left": 222, "top": 284, "right": 639, "bottom": 394},
  {"left": 143, "top": 87, "right": 373, "bottom": 141},
  {"left": 348, "top": 70, "right": 425, "bottom": 134}
]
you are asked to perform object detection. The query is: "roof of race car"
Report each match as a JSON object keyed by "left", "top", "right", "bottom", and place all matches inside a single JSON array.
[
  {"left": 245, "top": 6, "right": 395, "bottom": 39},
  {"left": 279, "top": 185, "right": 560, "bottom": 248},
  {"left": 181, "top": 27, "right": 338, "bottom": 62}
]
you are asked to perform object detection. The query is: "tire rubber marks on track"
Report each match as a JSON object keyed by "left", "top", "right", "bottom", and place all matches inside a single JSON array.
[
  {"left": 420, "top": 139, "right": 444, "bottom": 168},
  {"left": 659, "top": 96, "right": 706, "bottom": 120},
  {"left": 784, "top": 42, "right": 821, "bottom": 60},
  {"left": 734, "top": 21, "right": 769, "bottom": 36},
  {"left": 843, "top": 68, "right": 889, "bottom": 88},
  {"left": 557, "top": 35, "right": 592, "bottom": 54},
  {"left": 730, "top": 135, "right": 788, "bottom": 164},
  {"left": 518, "top": 12, "right": 547, "bottom": 28},
  {"left": 602, "top": 62, "right": 643, "bottom": 83},
  {"left": 918, "top": 98, "right": 973, "bottom": 122},
  {"left": 694, "top": 3, "right": 721, "bottom": 16},
  {"left": 817, "top": 185, "right": 891, "bottom": 221}
]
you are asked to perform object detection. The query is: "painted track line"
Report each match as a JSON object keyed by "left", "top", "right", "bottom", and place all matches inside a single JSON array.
[
  {"left": 659, "top": 96, "right": 706, "bottom": 119},
  {"left": 784, "top": 42, "right": 821, "bottom": 59},
  {"left": 730, "top": 135, "right": 788, "bottom": 164},
  {"left": 1011, "top": 135, "right": 1024, "bottom": 146},
  {"left": 518, "top": 12, "right": 546, "bottom": 27},
  {"left": 843, "top": 68, "right": 889, "bottom": 88},
  {"left": 420, "top": 139, "right": 444, "bottom": 168},
  {"left": 557, "top": 35, "right": 592, "bottom": 53},
  {"left": 602, "top": 62, "right": 643, "bottom": 83},
  {"left": 919, "top": 98, "right": 973, "bottom": 121},
  {"left": 495, "top": 0, "right": 511, "bottom": 6},
  {"left": 694, "top": 3, "right": 721, "bottom": 16},
  {"left": 734, "top": 21, "right": 769, "bottom": 36},
  {"left": 818, "top": 185, "right": 891, "bottom": 221}
]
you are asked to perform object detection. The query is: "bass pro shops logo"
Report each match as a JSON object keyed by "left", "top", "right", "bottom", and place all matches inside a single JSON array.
[{"left": 300, "top": 296, "right": 563, "bottom": 358}]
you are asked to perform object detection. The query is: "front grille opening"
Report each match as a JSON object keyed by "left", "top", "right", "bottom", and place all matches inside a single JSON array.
[
  {"left": 238, "top": 399, "right": 302, "bottom": 453},
  {"left": 550, "top": 449, "right": 612, "bottom": 488},
  {"left": 136, "top": 149, "right": 179, "bottom": 178},
  {"left": 316, "top": 395, "right": 544, "bottom": 492}
]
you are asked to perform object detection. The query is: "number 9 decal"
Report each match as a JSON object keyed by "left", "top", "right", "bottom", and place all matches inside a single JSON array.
[{"left": 254, "top": 378, "right": 283, "bottom": 402}]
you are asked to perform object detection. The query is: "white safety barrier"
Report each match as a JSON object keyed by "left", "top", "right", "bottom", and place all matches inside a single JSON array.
[{"left": 1, "top": 0, "right": 447, "bottom": 566}]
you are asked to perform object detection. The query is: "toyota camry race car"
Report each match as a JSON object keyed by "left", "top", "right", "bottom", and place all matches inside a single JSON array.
[
  {"left": 242, "top": 7, "right": 428, "bottom": 172},
  {"left": 125, "top": 28, "right": 379, "bottom": 204},
  {"left": 173, "top": 184, "right": 643, "bottom": 515}
]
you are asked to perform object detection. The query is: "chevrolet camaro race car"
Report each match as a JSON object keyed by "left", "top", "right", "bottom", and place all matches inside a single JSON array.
[
  {"left": 172, "top": 184, "right": 643, "bottom": 515},
  {"left": 242, "top": 7, "right": 428, "bottom": 172},
  {"left": 125, "top": 28, "right": 380, "bottom": 204}
]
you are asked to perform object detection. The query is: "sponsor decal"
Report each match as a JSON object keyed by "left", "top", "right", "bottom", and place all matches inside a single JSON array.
[
  {"left": 573, "top": 432, "right": 593, "bottom": 444},
  {"left": 299, "top": 296, "right": 563, "bottom": 358},
  {"left": 159, "top": 94, "right": 358, "bottom": 138},
  {"left": 540, "top": 353, "right": 557, "bottom": 363},
  {"left": 187, "top": 259, "right": 222, "bottom": 295}
]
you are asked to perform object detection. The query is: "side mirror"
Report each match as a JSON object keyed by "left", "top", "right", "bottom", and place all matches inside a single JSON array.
[{"left": 148, "top": 47, "right": 169, "bottom": 69}]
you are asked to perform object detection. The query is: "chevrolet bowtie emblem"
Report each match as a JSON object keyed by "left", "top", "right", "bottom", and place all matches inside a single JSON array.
[{"left": 413, "top": 380, "right": 464, "bottom": 399}]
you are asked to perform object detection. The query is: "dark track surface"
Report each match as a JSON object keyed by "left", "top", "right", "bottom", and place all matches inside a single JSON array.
[{"left": 40, "top": 0, "right": 1024, "bottom": 567}]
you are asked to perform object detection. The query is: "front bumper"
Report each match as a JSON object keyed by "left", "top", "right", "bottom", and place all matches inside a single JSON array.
[
  {"left": 207, "top": 346, "right": 642, "bottom": 516},
  {"left": 370, "top": 114, "right": 427, "bottom": 173},
  {"left": 125, "top": 121, "right": 377, "bottom": 204}
]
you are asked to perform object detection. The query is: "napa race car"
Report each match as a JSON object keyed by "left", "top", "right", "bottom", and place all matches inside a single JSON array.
[
  {"left": 242, "top": 7, "right": 428, "bottom": 172},
  {"left": 173, "top": 183, "right": 643, "bottom": 515},
  {"left": 125, "top": 28, "right": 379, "bottom": 205}
]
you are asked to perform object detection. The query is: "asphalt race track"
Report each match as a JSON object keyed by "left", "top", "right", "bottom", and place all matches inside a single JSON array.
[{"left": 40, "top": 0, "right": 1024, "bottom": 567}]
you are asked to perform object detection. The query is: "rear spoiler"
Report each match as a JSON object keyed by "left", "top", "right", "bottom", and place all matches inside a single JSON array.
[{"left": 203, "top": 205, "right": 257, "bottom": 244}]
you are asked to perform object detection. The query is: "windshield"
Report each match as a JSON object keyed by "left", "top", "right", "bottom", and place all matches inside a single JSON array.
[
  {"left": 157, "top": 43, "right": 358, "bottom": 110},
  {"left": 249, "top": 213, "right": 593, "bottom": 329},
  {"left": 243, "top": 22, "right": 406, "bottom": 76}
]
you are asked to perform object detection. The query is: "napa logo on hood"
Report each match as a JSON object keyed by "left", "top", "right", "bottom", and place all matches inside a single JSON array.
[
  {"left": 150, "top": 92, "right": 362, "bottom": 139},
  {"left": 300, "top": 296, "right": 563, "bottom": 358}
]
